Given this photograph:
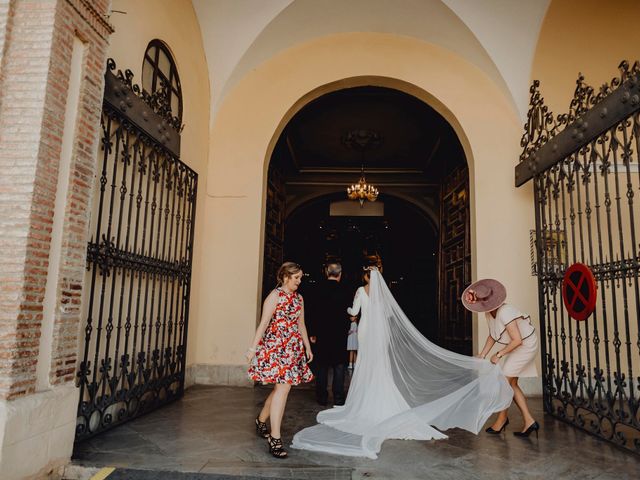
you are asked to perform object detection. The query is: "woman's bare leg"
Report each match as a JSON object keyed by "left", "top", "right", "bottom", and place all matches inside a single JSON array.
[
  {"left": 258, "top": 389, "right": 274, "bottom": 423},
  {"left": 269, "top": 383, "right": 292, "bottom": 439},
  {"left": 507, "top": 376, "right": 536, "bottom": 431},
  {"left": 489, "top": 408, "right": 509, "bottom": 430}
]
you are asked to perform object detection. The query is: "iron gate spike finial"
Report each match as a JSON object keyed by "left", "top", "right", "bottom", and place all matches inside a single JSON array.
[{"left": 516, "top": 59, "right": 640, "bottom": 187}]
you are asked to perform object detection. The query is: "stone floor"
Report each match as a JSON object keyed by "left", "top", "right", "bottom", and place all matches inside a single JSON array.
[{"left": 72, "top": 385, "right": 640, "bottom": 480}]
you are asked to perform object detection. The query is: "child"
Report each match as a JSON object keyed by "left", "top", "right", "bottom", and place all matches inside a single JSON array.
[
  {"left": 347, "top": 316, "right": 358, "bottom": 372},
  {"left": 347, "top": 266, "right": 374, "bottom": 373}
]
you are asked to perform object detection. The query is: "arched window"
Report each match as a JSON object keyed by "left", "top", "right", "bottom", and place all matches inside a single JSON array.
[{"left": 142, "top": 40, "right": 183, "bottom": 121}]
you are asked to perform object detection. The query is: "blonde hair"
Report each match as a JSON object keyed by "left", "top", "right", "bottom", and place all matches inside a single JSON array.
[{"left": 276, "top": 261, "right": 302, "bottom": 286}]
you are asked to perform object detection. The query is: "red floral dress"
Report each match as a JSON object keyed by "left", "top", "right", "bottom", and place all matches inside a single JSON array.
[{"left": 248, "top": 288, "right": 313, "bottom": 385}]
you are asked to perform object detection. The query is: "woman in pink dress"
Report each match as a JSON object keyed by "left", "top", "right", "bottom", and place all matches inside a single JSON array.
[
  {"left": 247, "top": 262, "right": 314, "bottom": 458},
  {"left": 462, "top": 279, "right": 540, "bottom": 437}
]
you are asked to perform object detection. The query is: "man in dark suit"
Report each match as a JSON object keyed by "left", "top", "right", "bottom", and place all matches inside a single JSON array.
[{"left": 307, "top": 262, "right": 351, "bottom": 406}]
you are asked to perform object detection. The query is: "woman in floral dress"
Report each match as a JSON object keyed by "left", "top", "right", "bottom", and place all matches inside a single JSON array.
[{"left": 247, "top": 262, "right": 313, "bottom": 458}]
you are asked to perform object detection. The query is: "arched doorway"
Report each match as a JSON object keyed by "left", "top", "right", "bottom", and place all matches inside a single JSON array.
[{"left": 261, "top": 85, "right": 471, "bottom": 353}]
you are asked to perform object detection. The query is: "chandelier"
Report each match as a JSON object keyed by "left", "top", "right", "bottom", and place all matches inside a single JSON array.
[
  {"left": 347, "top": 167, "right": 379, "bottom": 206},
  {"left": 343, "top": 129, "right": 381, "bottom": 207}
]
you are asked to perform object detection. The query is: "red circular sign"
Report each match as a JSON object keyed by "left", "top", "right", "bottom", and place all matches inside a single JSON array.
[{"left": 562, "top": 263, "right": 597, "bottom": 320}]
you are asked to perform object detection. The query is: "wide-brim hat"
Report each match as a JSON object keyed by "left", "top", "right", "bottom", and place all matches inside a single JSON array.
[{"left": 461, "top": 279, "right": 507, "bottom": 313}]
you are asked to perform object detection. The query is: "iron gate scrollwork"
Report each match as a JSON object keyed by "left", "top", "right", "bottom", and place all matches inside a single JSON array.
[
  {"left": 76, "top": 59, "right": 197, "bottom": 440},
  {"left": 517, "top": 61, "right": 640, "bottom": 454}
]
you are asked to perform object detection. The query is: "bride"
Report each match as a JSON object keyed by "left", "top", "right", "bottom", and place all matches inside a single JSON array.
[{"left": 292, "top": 266, "right": 513, "bottom": 459}]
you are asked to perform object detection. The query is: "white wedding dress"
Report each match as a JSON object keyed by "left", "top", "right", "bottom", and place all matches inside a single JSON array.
[{"left": 291, "top": 269, "right": 513, "bottom": 459}]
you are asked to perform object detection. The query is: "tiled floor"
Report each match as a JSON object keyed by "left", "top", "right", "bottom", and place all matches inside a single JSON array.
[{"left": 72, "top": 385, "right": 640, "bottom": 480}]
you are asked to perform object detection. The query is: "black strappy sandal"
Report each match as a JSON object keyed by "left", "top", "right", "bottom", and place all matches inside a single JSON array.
[
  {"left": 267, "top": 435, "right": 288, "bottom": 458},
  {"left": 255, "top": 417, "right": 269, "bottom": 438}
]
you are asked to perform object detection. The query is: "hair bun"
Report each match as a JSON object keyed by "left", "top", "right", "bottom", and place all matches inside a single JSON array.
[{"left": 363, "top": 253, "right": 383, "bottom": 271}]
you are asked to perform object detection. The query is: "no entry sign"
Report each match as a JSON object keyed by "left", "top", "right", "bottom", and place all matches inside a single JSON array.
[{"left": 562, "top": 263, "right": 597, "bottom": 320}]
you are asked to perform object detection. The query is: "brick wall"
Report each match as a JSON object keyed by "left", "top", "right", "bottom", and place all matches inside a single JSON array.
[{"left": 0, "top": 0, "right": 112, "bottom": 399}]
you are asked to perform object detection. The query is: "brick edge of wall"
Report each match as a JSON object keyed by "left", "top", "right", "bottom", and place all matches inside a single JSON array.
[{"left": 0, "top": 0, "right": 112, "bottom": 400}]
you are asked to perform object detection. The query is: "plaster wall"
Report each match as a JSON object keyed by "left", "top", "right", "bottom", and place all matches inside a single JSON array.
[
  {"left": 532, "top": 0, "right": 640, "bottom": 116},
  {"left": 194, "top": 0, "right": 550, "bottom": 120}
]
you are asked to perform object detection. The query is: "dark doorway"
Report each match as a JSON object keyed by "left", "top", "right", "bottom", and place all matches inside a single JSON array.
[
  {"left": 262, "top": 85, "right": 470, "bottom": 353},
  {"left": 285, "top": 194, "right": 438, "bottom": 338}
]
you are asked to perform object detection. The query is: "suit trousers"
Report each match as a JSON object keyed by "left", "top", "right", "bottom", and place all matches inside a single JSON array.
[{"left": 314, "top": 362, "right": 346, "bottom": 405}]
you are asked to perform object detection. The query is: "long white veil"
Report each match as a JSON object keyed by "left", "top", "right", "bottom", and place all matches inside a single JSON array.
[{"left": 292, "top": 269, "right": 513, "bottom": 459}]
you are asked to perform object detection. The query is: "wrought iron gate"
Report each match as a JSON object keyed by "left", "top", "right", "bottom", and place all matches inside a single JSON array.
[
  {"left": 517, "top": 61, "right": 640, "bottom": 454},
  {"left": 76, "top": 60, "right": 197, "bottom": 440}
]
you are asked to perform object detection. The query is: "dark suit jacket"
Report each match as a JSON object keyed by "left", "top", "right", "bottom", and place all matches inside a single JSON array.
[{"left": 306, "top": 279, "right": 351, "bottom": 365}]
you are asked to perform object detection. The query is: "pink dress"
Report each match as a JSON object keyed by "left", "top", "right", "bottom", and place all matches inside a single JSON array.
[{"left": 486, "top": 304, "right": 538, "bottom": 378}]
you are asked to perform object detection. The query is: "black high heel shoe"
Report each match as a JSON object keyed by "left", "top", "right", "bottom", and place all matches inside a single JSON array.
[
  {"left": 485, "top": 418, "right": 509, "bottom": 434},
  {"left": 255, "top": 417, "right": 269, "bottom": 438},
  {"left": 514, "top": 421, "right": 540, "bottom": 438},
  {"left": 267, "top": 435, "right": 288, "bottom": 458}
]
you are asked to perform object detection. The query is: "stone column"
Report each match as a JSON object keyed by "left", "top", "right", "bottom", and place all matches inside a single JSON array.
[{"left": 0, "top": 1, "right": 112, "bottom": 478}]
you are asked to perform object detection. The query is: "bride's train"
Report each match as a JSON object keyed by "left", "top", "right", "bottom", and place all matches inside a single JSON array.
[{"left": 292, "top": 270, "right": 513, "bottom": 459}]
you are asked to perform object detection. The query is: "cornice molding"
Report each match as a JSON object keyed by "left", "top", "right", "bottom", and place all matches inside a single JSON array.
[{"left": 65, "top": 0, "right": 115, "bottom": 40}]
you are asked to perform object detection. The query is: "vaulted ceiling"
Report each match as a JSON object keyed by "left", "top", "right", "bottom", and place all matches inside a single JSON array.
[
  {"left": 192, "top": 0, "right": 551, "bottom": 120},
  {"left": 273, "top": 86, "right": 465, "bottom": 185}
]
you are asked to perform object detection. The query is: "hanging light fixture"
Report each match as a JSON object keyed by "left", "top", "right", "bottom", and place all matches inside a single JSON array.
[
  {"left": 347, "top": 166, "right": 379, "bottom": 206},
  {"left": 343, "top": 129, "right": 381, "bottom": 207}
]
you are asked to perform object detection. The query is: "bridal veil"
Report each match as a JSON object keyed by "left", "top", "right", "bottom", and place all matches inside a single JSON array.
[{"left": 292, "top": 269, "right": 513, "bottom": 458}]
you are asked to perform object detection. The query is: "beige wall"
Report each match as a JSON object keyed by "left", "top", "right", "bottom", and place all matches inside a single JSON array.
[
  {"left": 197, "top": 32, "right": 539, "bottom": 388},
  {"left": 194, "top": 0, "right": 551, "bottom": 121},
  {"left": 532, "top": 0, "right": 640, "bottom": 115},
  {"left": 106, "top": 0, "right": 210, "bottom": 366},
  {"left": 192, "top": 0, "right": 292, "bottom": 114}
]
